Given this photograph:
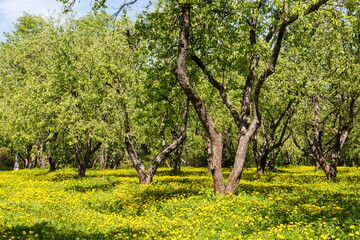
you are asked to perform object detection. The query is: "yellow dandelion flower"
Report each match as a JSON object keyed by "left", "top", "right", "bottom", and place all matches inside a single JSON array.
[{"left": 277, "top": 234, "right": 285, "bottom": 239}]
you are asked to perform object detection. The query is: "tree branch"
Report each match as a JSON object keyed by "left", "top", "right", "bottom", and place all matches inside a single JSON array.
[{"left": 191, "top": 55, "right": 241, "bottom": 129}]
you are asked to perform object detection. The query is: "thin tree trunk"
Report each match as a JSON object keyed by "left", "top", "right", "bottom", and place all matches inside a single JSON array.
[
  {"left": 75, "top": 131, "right": 101, "bottom": 177},
  {"left": 113, "top": 151, "right": 124, "bottom": 170},
  {"left": 186, "top": 147, "right": 190, "bottom": 167},
  {"left": 92, "top": 157, "right": 99, "bottom": 169}
]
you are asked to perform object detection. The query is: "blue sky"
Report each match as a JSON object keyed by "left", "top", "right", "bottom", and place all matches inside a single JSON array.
[{"left": 0, "top": 0, "right": 150, "bottom": 42}]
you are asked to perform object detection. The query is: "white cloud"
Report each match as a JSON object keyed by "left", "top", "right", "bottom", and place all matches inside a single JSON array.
[{"left": 0, "top": 0, "right": 64, "bottom": 22}]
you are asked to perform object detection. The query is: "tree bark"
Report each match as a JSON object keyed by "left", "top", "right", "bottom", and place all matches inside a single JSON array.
[
  {"left": 74, "top": 131, "right": 101, "bottom": 177},
  {"left": 175, "top": 4, "right": 225, "bottom": 194}
]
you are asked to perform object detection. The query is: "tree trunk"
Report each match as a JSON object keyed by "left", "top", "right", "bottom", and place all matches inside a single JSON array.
[
  {"left": 171, "top": 131, "right": 184, "bottom": 172},
  {"left": 175, "top": 4, "right": 225, "bottom": 194},
  {"left": 48, "top": 156, "right": 60, "bottom": 171},
  {"left": 74, "top": 131, "right": 102, "bottom": 177},
  {"left": 78, "top": 161, "right": 86, "bottom": 177},
  {"left": 24, "top": 144, "right": 34, "bottom": 169},
  {"left": 47, "top": 147, "right": 60, "bottom": 171},
  {"left": 186, "top": 147, "right": 190, "bottom": 167},
  {"left": 92, "top": 157, "right": 99, "bottom": 169},
  {"left": 121, "top": 96, "right": 189, "bottom": 185},
  {"left": 36, "top": 143, "right": 47, "bottom": 169},
  {"left": 252, "top": 133, "right": 266, "bottom": 175},
  {"left": 14, "top": 152, "right": 20, "bottom": 171},
  {"left": 112, "top": 151, "right": 124, "bottom": 170}
]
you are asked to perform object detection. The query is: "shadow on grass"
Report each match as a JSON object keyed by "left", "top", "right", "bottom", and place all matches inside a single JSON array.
[
  {"left": 0, "top": 222, "right": 106, "bottom": 240},
  {"left": 237, "top": 179, "right": 360, "bottom": 232},
  {"left": 0, "top": 221, "right": 163, "bottom": 240},
  {"left": 65, "top": 179, "right": 123, "bottom": 192},
  {"left": 87, "top": 186, "right": 200, "bottom": 217}
]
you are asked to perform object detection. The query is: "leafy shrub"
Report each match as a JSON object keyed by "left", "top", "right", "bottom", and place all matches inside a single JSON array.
[{"left": 0, "top": 147, "right": 14, "bottom": 170}]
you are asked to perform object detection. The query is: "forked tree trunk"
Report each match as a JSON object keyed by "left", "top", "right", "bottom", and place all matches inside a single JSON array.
[
  {"left": 159, "top": 112, "right": 185, "bottom": 172},
  {"left": 282, "top": 150, "right": 293, "bottom": 165},
  {"left": 74, "top": 131, "right": 101, "bottom": 177},
  {"left": 122, "top": 97, "right": 189, "bottom": 185},
  {"left": 48, "top": 156, "right": 60, "bottom": 171},
  {"left": 24, "top": 144, "right": 35, "bottom": 169},
  {"left": 176, "top": 2, "right": 328, "bottom": 194}
]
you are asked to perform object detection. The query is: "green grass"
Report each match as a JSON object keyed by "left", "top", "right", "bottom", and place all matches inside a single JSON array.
[{"left": 0, "top": 166, "right": 359, "bottom": 239}]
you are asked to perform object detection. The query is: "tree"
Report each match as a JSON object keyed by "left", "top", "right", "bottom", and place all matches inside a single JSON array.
[
  {"left": 58, "top": 0, "right": 333, "bottom": 193},
  {"left": 252, "top": 73, "right": 298, "bottom": 174},
  {"left": 0, "top": 12, "right": 131, "bottom": 175},
  {"left": 173, "top": 1, "right": 329, "bottom": 194},
  {"left": 289, "top": 5, "right": 360, "bottom": 179}
]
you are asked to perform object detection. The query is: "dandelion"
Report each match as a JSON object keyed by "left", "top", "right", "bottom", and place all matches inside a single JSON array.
[{"left": 277, "top": 234, "right": 285, "bottom": 239}]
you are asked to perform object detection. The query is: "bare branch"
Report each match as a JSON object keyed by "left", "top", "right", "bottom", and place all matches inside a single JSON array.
[{"left": 112, "top": 0, "right": 139, "bottom": 19}]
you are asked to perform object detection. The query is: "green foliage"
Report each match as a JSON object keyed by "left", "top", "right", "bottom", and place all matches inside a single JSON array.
[
  {"left": 2, "top": 0, "right": 360, "bottom": 175},
  {"left": 0, "top": 147, "right": 14, "bottom": 170},
  {"left": 0, "top": 12, "right": 136, "bottom": 168}
]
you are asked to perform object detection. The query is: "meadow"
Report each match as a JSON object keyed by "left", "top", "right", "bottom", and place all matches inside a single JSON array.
[{"left": 0, "top": 166, "right": 359, "bottom": 240}]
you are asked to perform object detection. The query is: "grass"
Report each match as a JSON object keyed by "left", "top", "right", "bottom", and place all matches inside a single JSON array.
[{"left": 0, "top": 166, "right": 359, "bottom": 239}]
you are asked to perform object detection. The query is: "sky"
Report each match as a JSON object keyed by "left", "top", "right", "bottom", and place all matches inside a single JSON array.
[{"left": 0, "top": 0, "right": 150, "bottom": 42}]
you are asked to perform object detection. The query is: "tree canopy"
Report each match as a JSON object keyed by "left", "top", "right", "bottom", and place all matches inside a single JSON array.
[{"left": 0, "top": 0, "right": 359, "bottom": 194}]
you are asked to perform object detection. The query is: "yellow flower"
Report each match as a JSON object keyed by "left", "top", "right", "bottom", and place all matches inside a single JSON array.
[
  {"left": 277, "top": 234, "right": 285, "bottom": 239},
  {"left": 348, "top": 233, "right": 354, "bottom": 237},
  {"left": 349, "top": 225, "right": 355, "bottom": 229}
]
